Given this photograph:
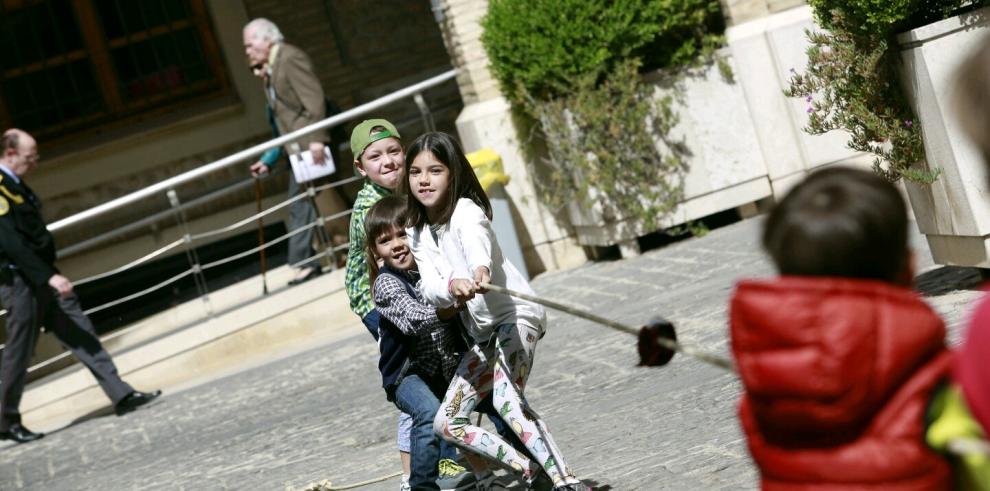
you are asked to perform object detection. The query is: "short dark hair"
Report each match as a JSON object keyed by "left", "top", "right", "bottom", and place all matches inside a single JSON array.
[
  {"left": 2, "top": 130, "right": 19, "bottom": 152},
  {"left": 762, "top": 167, "right": 909, "bottom": 283},
  {"left": 364, "top": 195, "right": 408, "bottom": 285},
  {"left": 402, "top": 131, "right": 492, "bottom": 228}
]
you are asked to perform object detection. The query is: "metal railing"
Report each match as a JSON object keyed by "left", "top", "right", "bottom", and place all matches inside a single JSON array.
[{"left": 0, "top": 69, "right": 457, "bottom": 375}]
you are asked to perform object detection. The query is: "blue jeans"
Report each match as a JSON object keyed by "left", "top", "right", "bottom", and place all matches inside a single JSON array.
[
  {"left": 394, "top": 373, "right": 454, "bottom": 490},
  {"left": 361, "top": 310, "right": 415, "bottom": 453}
]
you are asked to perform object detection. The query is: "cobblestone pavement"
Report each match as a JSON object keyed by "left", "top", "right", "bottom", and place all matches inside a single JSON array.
[{"left": 0, "top": 218, "right": 982, "bottom": 490}]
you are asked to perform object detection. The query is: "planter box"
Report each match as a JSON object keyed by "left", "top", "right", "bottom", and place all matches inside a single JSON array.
[
  {"left": 567, "top": 53, "right": 772, "bottom": 253},
  {"left": 898, "top": 8, "right": 990, "bottom": 267}
]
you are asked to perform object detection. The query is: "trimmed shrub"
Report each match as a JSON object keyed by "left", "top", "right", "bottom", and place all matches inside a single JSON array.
[{"left": 481, "top": 0, "right": 723, "bottom": 103}]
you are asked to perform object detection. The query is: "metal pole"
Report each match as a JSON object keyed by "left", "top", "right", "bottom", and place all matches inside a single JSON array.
[
  {"left": 48, "top": 70, "right": 457, "bottom": 233},
  {"left": 168, "top": 189, "right": 212, "bottom": 316},
  {"left": 306, "top": 183, "right": 336, "bottom": 270},
  {"left": 255, "top": 178, "right": 269, "bottom": 295},
  {"left": 413, "top": 92, "right": 436, "bottom": 132}
]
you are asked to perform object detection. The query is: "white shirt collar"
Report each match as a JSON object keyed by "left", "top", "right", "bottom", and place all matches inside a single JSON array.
[{"left": 0, "top": 163, "right": 20, "bottom": 184}]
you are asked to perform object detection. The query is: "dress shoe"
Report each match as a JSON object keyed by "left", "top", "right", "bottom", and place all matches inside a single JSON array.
[
  {"left": 288, "top": 266, "right": 322, "bottom": 286},
  {"left": 0, "top": 423, "right": 44, "bottom": 443},
  {"left": 114, "top": 389, "right": 162, "bottom": 416}
]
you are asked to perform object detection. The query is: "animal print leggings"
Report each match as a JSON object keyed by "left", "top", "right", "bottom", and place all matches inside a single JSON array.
[{"left": 433, "top": 322, "right": 579, "bottom": 487}]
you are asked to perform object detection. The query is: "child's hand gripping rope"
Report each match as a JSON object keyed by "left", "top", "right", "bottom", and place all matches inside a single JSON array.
[{"left": 478, "top": 282, "right": 735, "bottom": 372}]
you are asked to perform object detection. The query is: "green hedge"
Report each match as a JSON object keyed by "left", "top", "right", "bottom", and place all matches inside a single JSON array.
[
  {"left": 808, "top": 0, "right": 985, "bottom": 37},
  {"left": 481, "top": 0, "right": 723, "bottom": 103}
]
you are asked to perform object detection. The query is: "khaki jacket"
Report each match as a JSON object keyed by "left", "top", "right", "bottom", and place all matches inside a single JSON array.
[{"left": 265, "top": 43, "right": 329, "bottom": 153}]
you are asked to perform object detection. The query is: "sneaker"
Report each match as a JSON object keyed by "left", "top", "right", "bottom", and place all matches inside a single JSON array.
[
  {"left": 554, "top": 483, "right": 593, "bottom": 491},
  {"left": 475, "top": 473, "right": 513, "bottom": 490},
  {"left": 437, "top": 458, "right": 477, "bottom": 490}
]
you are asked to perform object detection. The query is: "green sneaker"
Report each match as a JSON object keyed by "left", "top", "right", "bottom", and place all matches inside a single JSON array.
[{"left": 437, "top": 458, "right": 476, "bottom": 491}]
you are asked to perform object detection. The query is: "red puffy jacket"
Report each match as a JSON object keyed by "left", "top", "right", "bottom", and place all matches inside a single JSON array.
[{"left": 731, "top": 277, "right": 954, "bottom": 490}]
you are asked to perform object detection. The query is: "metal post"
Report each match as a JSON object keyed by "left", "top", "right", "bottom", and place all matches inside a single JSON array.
[
  {"left": 254, "top": 178, "right": 269, "bottom": 295},
  {"left": 306, "top": 183, "right": 337, "bottom": 270},
  {"left": 413, "top": 92, "right": 436, "bottom": 132},
  {"left": 167, "top": 189, "right": 212, "bottom": 316}
]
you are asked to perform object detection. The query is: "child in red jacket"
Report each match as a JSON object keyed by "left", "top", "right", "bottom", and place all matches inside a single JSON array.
[{"left": 730, "top": 166, "right": 954, "bottom": 490}]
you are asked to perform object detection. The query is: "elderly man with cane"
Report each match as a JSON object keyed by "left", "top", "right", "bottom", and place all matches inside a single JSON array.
[{"left": 244, "top": 17, "right": 342, "bottom": 286}]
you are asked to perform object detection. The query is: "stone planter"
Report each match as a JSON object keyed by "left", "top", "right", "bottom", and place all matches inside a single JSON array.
[
  {"left": 566, "top": 53, "right": 772, "bottom": 256},
  {"left": 898, "top": 8, "right": 990, "bottom": 267}
]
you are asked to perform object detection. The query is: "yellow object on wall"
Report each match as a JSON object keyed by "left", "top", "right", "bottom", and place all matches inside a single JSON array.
[{"left": 466, "top": 148, "right": 510, "bottom": 192}]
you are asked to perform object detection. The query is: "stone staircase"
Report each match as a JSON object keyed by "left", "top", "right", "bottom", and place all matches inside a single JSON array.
[{"left": 19, "top": 264, "right": 364, "bottom": 431}]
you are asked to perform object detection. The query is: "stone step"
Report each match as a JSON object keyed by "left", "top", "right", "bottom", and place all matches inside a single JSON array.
[{"left": 20, "top": 264, "right": 364, "bottom": 431}]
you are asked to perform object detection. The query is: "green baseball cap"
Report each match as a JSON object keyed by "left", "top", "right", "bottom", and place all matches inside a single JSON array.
[{"left": 350, "top": 118, "right": 401, "bottom": 160}]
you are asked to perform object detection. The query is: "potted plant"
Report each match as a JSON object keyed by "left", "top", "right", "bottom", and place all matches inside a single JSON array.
[
  {"left": 787, "top": 0, "right": 990, "bottom": 266},
  {"left": 481, "top": 0, "right": 771, "bottom": 256}
]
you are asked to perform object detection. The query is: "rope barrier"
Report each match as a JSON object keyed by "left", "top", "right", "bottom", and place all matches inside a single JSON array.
[
  {"left": 480, "top": 282, "right": 736, "bottom": 372},
  {"left": 189, "top": 192, "right": 312, "bottom": 242},
  {"left": 83, "top": 269, "right": 196, "bottom": 316},
  {"left": 200, "top": 222, "right": 317, "bottom": 271},
  {"left": 74, "top": 239, "right": 185, "bottom": 287}
]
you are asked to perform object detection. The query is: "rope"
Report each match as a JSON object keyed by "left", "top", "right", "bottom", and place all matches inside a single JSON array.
[
  {"left": 73, "top": 239, "right": 185, "bottom": 287},
  {"left": 189, "top": 175, "right": 360, "bottom": 243},
  {"left": 480, "top": 282, "right": 736, "bottom": 372},
  {"left": 288, "top": 471, "right": 403, "bottom": 491}
]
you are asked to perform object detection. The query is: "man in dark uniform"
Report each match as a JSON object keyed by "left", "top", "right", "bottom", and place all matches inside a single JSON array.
[{"left": 0, "top": 129, "right": 161, "bottom": 444}]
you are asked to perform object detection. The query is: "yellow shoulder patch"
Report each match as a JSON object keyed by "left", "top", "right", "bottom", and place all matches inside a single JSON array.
[
  {"left": 0, "top": 185, "right": 23, "bottom": 205},
  {"left": 0, "top": 196, "right": 8, "bottom": 216}
]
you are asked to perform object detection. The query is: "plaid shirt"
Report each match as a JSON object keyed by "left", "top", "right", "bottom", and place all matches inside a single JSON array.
[
  {"left": 345, "top": 180, "right": 391, "bottom": 318},
  {"left": 374, "top": 269, "right": 462, "bottom": 380}
]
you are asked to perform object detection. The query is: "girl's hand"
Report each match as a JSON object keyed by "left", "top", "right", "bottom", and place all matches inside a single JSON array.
[
  {"left": 474, "top": 266, "right": 491, "bottom": 293},
  {"left": 449, "top": 278, "right": 477, "bottom": 303}
]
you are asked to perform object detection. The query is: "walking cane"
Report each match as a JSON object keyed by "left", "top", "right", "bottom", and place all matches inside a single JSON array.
[{"left": 255, "top": 177, "right": 269, "bottom": 295}]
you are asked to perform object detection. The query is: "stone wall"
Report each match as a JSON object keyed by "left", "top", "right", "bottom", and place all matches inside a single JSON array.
[{"left": 720, "top": 0, "right": 806, "bottom": 24}]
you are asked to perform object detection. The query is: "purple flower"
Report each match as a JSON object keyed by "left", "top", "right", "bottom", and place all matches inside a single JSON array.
[
  {"left": 905, "top": 120, "right": 913, "bottom": 127},
  {"left": 806, "top": 96, "right": 813, "bottom": 102},
  {"left": 807, "top": 107, "right": 813, "bottom": 113}
]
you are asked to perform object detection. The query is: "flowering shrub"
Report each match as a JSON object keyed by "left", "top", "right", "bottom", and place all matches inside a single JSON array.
[{"left": 787, "top": 0, "right": 988, "bottom": 183}]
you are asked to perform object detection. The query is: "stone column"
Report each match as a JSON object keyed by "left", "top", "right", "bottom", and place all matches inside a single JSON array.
[
  {"left": 435, "top": 0, "right": 586, "bottom": 276},
  {"left": 720, "top": 0, "right": 806, "bottom": 25}
]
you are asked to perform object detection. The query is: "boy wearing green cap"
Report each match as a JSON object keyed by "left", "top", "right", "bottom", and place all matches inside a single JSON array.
[{"left": 345, "top": 118, "right": 405, "bottom": 336}]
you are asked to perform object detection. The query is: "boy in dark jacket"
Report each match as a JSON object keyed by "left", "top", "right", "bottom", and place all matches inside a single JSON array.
[{"left": 730, "top": 167, "right": 954, "bottom": 490}]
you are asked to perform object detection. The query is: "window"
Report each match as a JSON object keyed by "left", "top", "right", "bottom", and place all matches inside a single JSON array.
[{"left": 0, "top": 0, "right": 228, "bottom": 142}]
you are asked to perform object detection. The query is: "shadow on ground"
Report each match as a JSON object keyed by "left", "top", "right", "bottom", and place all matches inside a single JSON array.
[{"left": 916, "top": 266, "right": 986, "bottom": 297}]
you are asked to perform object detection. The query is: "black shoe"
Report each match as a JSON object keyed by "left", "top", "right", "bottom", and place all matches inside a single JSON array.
[
  {"left": 0, "top": 423, "right": 44, "bottom": 443},
  {"left": 288, "top": 266, "right": 322, "bottom": 286},
  {"left": 114, "top": 389, "right": 162, "bottom": 416}
]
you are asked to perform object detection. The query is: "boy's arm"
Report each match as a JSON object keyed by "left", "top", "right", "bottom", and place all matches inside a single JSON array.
[
  {"left": 344, "top": 198, "right": 372, "bottom": 316},
  {"left": 373, "top": 274, "right": 444, "bottom": 336}
]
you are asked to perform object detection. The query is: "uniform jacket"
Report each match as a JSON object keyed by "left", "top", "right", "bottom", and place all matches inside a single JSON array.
[
  {"left": 265, "top": 43, "right": 329, "bottom": 152},
  {"left": 0, "top": 171, "right": 57, "bottom": 287},
  {"left": 730, "top": 277, "right": 954, "bottom": 490}
]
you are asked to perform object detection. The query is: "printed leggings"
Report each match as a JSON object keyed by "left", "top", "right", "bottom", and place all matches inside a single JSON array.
[{"left": 433, "top": 323, "right": 579, "bottom": 487}]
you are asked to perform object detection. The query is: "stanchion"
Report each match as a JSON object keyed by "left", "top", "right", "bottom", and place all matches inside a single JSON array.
[
  {"left": 255, "top": 178, "right": 269, "bottom": 295},
  {"left": 168, "top": 189, "right": 212, "bottom": 316}
]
